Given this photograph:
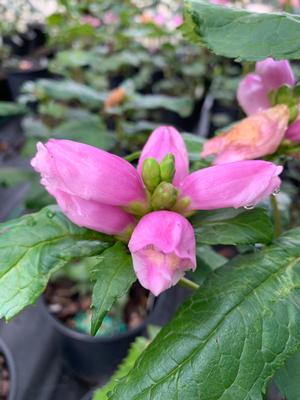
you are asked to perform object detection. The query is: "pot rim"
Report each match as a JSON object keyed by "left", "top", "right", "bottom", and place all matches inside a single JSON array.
[
  {"left": 39, "top": 292, "right": 155, "bottom": 343},
  {"left": 0, "top": 337, "right": 17, "bottom": 400}
]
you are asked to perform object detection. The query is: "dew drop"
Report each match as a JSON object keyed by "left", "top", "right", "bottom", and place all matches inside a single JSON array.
[
  {"left": 272, "top": 187, "right": 280, "bottom": 196},
  {"left": 244, "top": 205, "right": 255, "bottom": 210},
  {"left": 47, "top": 211, "right": 55, "bottom": 219}
]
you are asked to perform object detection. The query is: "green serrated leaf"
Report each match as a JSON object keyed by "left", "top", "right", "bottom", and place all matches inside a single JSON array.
[
  {"left": 274, "top": 349, "right": 300, "bottom": 400},
  {"left": 91, "top": 242, "right": 136, "bottom": 336},
  {"left": 192, "top": 207, "right": 274, "bottom": 245},
  {"left": 0, "top": 206, "right": 113, "bottom": 321},
  {"left": 109, "top": 227, "right": 300, "bottom": 399},
  {"left": 182, "top": 0, "right": 300, "bottom": 61}
]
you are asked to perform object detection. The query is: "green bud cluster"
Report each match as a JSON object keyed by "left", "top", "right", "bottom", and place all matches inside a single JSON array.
[
  {"left": 269, "top": 84, "right": 299, "bottom": 124},
  {"left": 140, "top": 153, "right": 180, "bottom": 212}
]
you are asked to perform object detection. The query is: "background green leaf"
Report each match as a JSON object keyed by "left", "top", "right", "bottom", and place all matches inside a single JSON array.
[
  {"left": 0, "top": 206, "right": 113, "bottom": 321},
  {"left": 274, "top": 350, "right": 300, "bottom": 400},
  {"left": 182, "top": 0, "right": 300, "bottom": 61},
  {"left": 110, "top": 227, "right": 300, "bottom": 400},
  {"left": 91, "top": 242, "right": 136, "bottom": 336},
  {"left": 192, "top": 207, "right": 274, "bottom": 245}
]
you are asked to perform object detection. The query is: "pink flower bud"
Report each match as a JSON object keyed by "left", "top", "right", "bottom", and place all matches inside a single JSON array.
[
  {"left": 179, "top": 160, "right": 282, "bottom": 211},
  {"left": 129, "top": 211, "right": 196, "bottom": 296},
  {"left": 201, "top": 105, "right": 289, "bottom": 164},
  {"left": 138, "top": 126, "right": 189, "bottom": 186},
  {"left": 31, "top": 140, "right": 146, "bottom": 207}
]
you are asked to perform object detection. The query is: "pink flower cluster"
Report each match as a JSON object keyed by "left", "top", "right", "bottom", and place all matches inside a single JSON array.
[
  {"left": 32, "top": 127, "right": 282, "bottom": 296},
  {"left": 202, "top": 58, "right": 300, "bottom": 164}
]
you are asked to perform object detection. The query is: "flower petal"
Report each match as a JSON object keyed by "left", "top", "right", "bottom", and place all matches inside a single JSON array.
[
  {"left": 137, "top": 126, "right": 189, "bottom": 186},
  {"left": 256, "top": 58, "right": 295, "bottom": 91},
  {"left": 201, "top": 105, "right": 289, "bottom": 164},
  {"left": 129, "top": 211, "right": 196, "bottom": 296},
  {"left": 31, "top": 139, "right": 146, "bottom": 207},
  {"left": 47, "top": 187, "right": 135, "bottom": 235},
  {"left": 180, "top": 160, "right": 283, "bottom": 210},
  {"left": 237, "top": 73, "right": 270, "bottom": 115}
]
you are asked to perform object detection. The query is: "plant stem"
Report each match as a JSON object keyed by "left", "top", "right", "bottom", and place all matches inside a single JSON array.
[
  {"left": 179, "top": 277, "right": 200, "bottom": 291},
  {"left": 270, "top": 195, "right": 282, "bottom": 237},
  {"left": 124, "top": 151, "right": 141, "bottom": 162}
]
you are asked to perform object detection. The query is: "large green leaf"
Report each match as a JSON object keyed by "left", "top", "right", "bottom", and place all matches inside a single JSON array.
[
  {"left": 91, "top": 242, "right": 136, "bottom": 336},
  {"left": 110, "top": 227, "right": 300, "bottom": 399},
  {"left": 274, "top": 350, "right": 300, "bottom": 400},
  {"left": 34, "top": 79, "right": 106, "bottom": 108},
  {"left": 182, "top": 0, "right": 300, "bottom": 61},
  {"left": 0, "top": 206, "right": 113, "bottom": 321},
  {"left": 192, "top": 207, "right": 274, "bottom": 245}
]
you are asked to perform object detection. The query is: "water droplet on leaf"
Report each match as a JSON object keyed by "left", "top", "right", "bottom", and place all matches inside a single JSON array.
[
  {"left": 27, "top": 217, "right": 36, "bottom": 226},
  {"left": 272, "top": 187, "right": 280, "bottom": 196},
  {"left": 244, "top": 205, "right": 255, "bottom": 210},
  {"left": 47, "top": 211, "right": 55, "bottom": 219}
]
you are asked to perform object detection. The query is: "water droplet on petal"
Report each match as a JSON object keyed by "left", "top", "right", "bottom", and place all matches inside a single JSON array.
[
  {"left": 244, "top": 205, "right": 255, "bottom": 210},
  {"left": 272, "top": 187, "right": 280, "bottom": 196}
]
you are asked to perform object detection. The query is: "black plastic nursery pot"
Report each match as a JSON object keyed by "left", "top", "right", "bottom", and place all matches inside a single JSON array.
[
  {"left": 40, "top": 291, "right": 156, "bottom": 385},
  {"left": 0, "top": 337, "right": 17, "bottom": 400}
]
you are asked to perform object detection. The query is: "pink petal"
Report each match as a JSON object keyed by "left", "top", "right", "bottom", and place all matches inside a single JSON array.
[
  {"left": 31, "top": 139, "right": 146, "bottom": 207},
  {"left": 285, "top": 119, "right": 300, "bottom": 143},
  {"left": 137, "top": 126, "right": 189, "bottom": 186},
  {"left": 47, "top": 187, "right": 135, "bottom": 235},
  {"left": 237, "top": 73, "right": 270, "bottom": 115},
  {"left": 256, "top": 58, "right": 295, "bottom": 91},
  {"left": 129, "top": 211, "right": 196, "bottom": 296},
  {"left": 201, "top": 105, "right": 289, "bottom": 164},
  {"left": 180, "top": 160, "right": 283, "bottom": 210}
]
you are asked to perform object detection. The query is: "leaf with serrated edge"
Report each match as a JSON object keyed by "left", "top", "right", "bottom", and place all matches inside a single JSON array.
[
  {"left": 91, "top": 242, "right": 136, "bottom": 336},
  {"left": 0, "top": 206, "right": 112, "bottom": 321},
  {"left": 182, "top": 0, "right": 300, "bottom": 61},
  {"left": 110, "top": 227, "right": 300, "bottom": 399}
]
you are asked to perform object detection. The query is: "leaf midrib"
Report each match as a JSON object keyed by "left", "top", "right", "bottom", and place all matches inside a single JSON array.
[{"left": 126, "top": 254, "right": 300, "bottom": 399}]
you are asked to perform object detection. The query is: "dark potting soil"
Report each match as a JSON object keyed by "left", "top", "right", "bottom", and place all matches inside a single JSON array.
[
  {"left": 0, "top": 354, "right": 10, "bottom": 400},
  {"left": 44, "top": 280, "right": 152, "bottom": 336}
]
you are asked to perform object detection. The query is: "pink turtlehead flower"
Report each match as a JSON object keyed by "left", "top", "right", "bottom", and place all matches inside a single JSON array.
[
  {"left": 129, "top": 211, "right": 196, "bottom": 296},
  {"left": 201, "top": 105, "right": 290, "bottom": 164},
  {"left": 32, "top": 126, "right": 283, "bottom": 295},
  {"left": 238, "top": 58, "right": 295, "bottom": 116},
  {"left": 81, "top": 15, "right": 101, "bottom": 28},
  {"left": 238, "top": 57, "right": 300, "bottom": 143}
]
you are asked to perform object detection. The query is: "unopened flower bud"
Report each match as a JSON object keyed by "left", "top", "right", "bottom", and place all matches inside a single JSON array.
[
  {"left": 142, "top": 158, "right": 161, "bottom": 192},
  {"left": 275, "top": 84, "right": 294, "bottom": 105},
  {"left": 151, "top": 182, "right": 178, "bottom": 210},
  {"left": 288, "top": 103, "right": 298, "bottom": 124},
  {"left": 160, "top": 153, "right": 175, "bottom": 183}
]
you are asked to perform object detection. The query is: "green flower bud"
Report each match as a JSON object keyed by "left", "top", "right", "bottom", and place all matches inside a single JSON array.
[
  {"left": 160, "top": 153, "right": 175, "bottom": 183},
  {"left": 142, "top": 158, "right": 161, "bottom": 192},
  {"left": 126, "top": 198, "right": 151, "bottom": 217},
  {"left": 275, "top": 85, "right": 294, "bottom": 105},
  {"left": 289, "top": 103, "right": 299, "bottom": 124},
  {"left": 151, "top": 182, "right": 178, "bottom": 211}
]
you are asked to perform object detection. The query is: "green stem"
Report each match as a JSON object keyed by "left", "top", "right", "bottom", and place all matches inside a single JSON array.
[
  {"left": 124, "top": 151, "right": 141, "bottom": 162},
  {"left": 270, "top": 195, "right": 282, "bottom": 238},
  {"left": 179, "top": 277, "right": 200, "bottom": 291}
]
